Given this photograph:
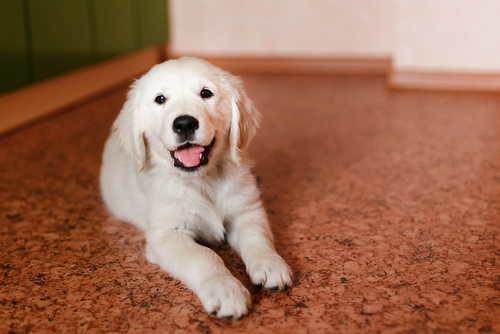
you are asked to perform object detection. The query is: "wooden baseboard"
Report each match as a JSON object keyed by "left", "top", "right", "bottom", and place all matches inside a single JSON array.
[
  {"left": 167, "top": 53, "right": 391, "bottom": 75},
  {"left": 390, "top": 70, "right": 500, "bottom": 92},
  {"left": 0, "top": 46, "right": 164, "bottom": 135}
]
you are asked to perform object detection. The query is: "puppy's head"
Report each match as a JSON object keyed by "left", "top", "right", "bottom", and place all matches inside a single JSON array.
[{"left": 113, "top": 57, "right": 260, "bottom": 175}]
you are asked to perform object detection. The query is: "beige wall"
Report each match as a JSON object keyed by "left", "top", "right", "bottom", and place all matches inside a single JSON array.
[
  {"left": 169, "top": 0, "right": 395, "bottom": 58},
  {"left": 169, "top": 0, "right": 500, "bottom": 74},
  {"left": 394, "top": 0, "right": 500, "bottom": 74}
]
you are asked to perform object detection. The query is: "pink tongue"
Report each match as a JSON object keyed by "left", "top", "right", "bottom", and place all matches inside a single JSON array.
[{"left": 174, "top": 145, "right": 205, "bottom": 167}]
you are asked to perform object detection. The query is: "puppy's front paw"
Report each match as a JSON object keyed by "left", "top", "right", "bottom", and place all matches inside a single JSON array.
[
  {"left": 247, "top": 253, "right": 293, "bottom": 291},
  {"left": 198, "top": 275, "right": 251, "bottom": 320}
]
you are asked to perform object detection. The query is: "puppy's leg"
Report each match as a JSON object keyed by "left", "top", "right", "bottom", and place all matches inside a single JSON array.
[
  {"left": 145, "top": 229, "right": 251, "bottom": 319},
  {"left": 226, "top": 206, "right": 293, "bottom": 291}
]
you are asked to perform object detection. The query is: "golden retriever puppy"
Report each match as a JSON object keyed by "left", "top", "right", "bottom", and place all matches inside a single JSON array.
[{"left": 100, "top": 57, "right": 292, "bottom": 319}]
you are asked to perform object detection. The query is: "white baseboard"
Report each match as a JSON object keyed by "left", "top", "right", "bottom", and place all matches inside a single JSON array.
[{"left": 390, "top": 70, "right": 500, "bottom": 92}]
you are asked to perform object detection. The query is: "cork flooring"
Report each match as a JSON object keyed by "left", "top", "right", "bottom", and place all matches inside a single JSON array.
[{"left": 1, "top": 73, "right": 499, "bottom": 333}]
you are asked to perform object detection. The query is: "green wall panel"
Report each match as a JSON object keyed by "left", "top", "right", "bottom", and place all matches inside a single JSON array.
[
  {"left": 0, "top": 0, "right": 168, "bottom": 95},
  {"left": 0, "top": 1, "right": 31, "bottom": 94},
  {"left": 93, "top": 0, "right": 137, "bottom": 61},
  {"left": 29, "top": 0, "right": 94, "bottom": 81},
  {"left": 136, "top": 0, "right": 168, "bottom": 48}
]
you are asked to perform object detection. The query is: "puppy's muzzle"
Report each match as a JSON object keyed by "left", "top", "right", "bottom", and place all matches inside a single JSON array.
[{"left": 170, "top": 115, "right": 215, "bottom": 172}]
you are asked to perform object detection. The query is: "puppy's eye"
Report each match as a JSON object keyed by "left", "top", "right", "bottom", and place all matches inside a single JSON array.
[
  {"left": 154, "top": 94, "right": 166, "bottom": 105},
  {"left": 200, "top": 88, "right": 213, "bottom": 99}
]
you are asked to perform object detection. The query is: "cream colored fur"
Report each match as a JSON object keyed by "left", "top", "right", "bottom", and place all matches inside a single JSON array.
[{"left": 100, "top": 57, "right": 292, "bottom": 320}]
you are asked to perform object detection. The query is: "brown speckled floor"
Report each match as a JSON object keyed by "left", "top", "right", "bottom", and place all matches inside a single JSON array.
[{"left": 1, "top": 74, "right": 500, "bottom": 333}]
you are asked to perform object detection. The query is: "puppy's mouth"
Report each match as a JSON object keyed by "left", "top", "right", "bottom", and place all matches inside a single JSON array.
[{"left": 169, "top": 138, "right": 215, "bottom": 171}]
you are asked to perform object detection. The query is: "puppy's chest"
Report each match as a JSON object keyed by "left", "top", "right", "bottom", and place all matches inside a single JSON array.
[
  {"left": 196, "top": 182, "right": 235, "bottom": 220},
  {"left": 183, "top": 185, "right": 235, "bottom": 244},
  {"left": 145, "top": 170, "right": 248, "bottom": 243}
]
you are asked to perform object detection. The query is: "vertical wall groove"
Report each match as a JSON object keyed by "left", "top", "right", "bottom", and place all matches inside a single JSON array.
[
  {"left": 87, "top": 0, "right": 99, "bottom": 63},
  {"left": 132, "top": 0, "right": 143, "bottom": 50},
  {"left": 22, "top": 0, "right": 34, "bottom": 83}
]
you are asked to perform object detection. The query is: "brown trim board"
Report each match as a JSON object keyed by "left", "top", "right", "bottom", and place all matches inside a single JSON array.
[
  {"left": 0, "top": 46, "right": 164, "bottom": 135},
  {"left": 193, "top": 56, "right": 391, "bottom": 75},
  {"left": 390, "top": 70, "right": 500, "bottom": 92}
]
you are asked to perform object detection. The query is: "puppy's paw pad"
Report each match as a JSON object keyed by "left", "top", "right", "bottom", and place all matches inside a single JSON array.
[
  {"left": 248, "top": 253, "right": 293, "bottom": 292},
  {"left": 199, "top": 276, "right": 251, "bottom": 320}
]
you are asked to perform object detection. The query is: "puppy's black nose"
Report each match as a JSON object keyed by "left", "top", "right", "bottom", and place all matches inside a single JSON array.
[{"left": 173, "top": 115, "right": 199, "bottom": 138}]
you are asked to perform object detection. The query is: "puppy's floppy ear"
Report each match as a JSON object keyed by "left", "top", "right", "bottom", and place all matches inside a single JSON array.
[
  {"left": 227, "top": 75, "right": 261, "bottom": 164},
  {"left": 112, "top": 83, "right": 146, "bottom": 171}
]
